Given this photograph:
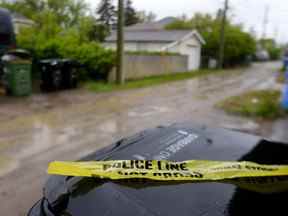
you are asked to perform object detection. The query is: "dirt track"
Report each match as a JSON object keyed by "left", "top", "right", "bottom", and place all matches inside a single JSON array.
[{"left": 0, "top": 62, "right": 283, "bottom": 215}]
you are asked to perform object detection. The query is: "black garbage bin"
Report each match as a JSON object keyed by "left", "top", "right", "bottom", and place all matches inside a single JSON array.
[
  {"left": 39, "top": 59, "right": 79, "bottom": 92},
  {"left": 39, "top": 59, "right": 62, "bottom": 92},
  {"left": 61, "top": 59, "right": 79, "bottom": 89}
]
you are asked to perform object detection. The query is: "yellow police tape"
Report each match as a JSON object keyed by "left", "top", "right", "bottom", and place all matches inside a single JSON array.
[
  {"left": 48, "top": 160, "right": 288, "bottom": 193},
  {"left": 48, "top": 160, "right": 288, "bottom": 180}
]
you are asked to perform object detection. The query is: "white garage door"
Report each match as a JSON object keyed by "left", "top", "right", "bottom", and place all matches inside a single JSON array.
[{"left": 187, "top": 46, "right": 200, "bottom": 71}]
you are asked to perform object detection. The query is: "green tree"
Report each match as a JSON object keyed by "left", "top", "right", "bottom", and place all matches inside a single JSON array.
[
  {"left": 165, "top": 19, "right": 193, "bottom": 30},
  {"left": 46, "top": 0, "right": 88, "bottom": 27},
  {"left": 259, "top": 38, "right": 282, "bottom": 60},
  {"left": 166, "top": 13, "right": 215, "bottom": 33},
  {"left": 137, "top": 10, "right": 157, "bottom": 23},
  {"left": 0, "top": 0, "right": 45, "bottom": 19},
  {"left": 1, "top": 0, "right": 115, "bottom": 80},
  {"left": 96, "top": 0, "right": 116, "bottom": 27},
  {"left": 0, "top": 0, "right": 87, "bottom": 28},
  {"left": 165, "top": 13, "right": 256, "bottom": 67},
  {"left": 202, "top": 23, "right": 256, "bottom": 66},
  {"left": 124, "top": 0, "right": 140, "bottom": 26},
  {"left": 0, "top": 0, "right": 110, "bottom": 42},
  {"left": 78, "top": 16, "right": 109, "bottom": 42}
]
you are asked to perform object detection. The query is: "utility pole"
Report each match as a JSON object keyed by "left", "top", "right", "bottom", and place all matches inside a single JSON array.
[
  {"left": 116, "top": 0, "right": 125, "bottom": 84},
  {"left": 262, "top": 5, "right": 270, "bottom": 39},
  {"left": 218, "top": 0, "right": 229, "bottom": 69}
]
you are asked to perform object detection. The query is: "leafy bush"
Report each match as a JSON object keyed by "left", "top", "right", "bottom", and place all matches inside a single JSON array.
[
  {"left": 2, "top": 0, "right": 115, "bottom": 81},
  {"left": 17, "top": 27, "right": 115, "bottom": 80}
]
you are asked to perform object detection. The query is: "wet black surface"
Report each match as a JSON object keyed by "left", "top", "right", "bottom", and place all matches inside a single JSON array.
[{"left": 30, "top": 123, "right": 288, "bottom": 216}]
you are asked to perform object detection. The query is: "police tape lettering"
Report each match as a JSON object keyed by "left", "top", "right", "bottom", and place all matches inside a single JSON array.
[{"left": 48, "top": 160, "right": 288, "bottom": 182}]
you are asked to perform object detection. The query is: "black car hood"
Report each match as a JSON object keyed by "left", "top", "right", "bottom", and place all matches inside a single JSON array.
[{"left": 43, "top": 123, "right": 288, "bottom": 216}]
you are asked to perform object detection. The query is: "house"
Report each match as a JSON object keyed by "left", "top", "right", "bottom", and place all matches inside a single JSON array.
[
  {"left": 104, "top": 17, "right": 205, "bottom": 70},
  {"left": 11, "top": 12, "right": 34, "bottom": 34}
]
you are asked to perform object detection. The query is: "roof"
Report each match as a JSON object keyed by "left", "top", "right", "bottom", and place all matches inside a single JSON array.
[
  {"left": 125, "top": 17, "right": 177, "bottom": 31},
  {"left": 105, "top": 30, "right": 194, "bottom": 43},
  {"left": 124, "top": 23, "right": 164, "bottom": 31},
  {"left": 105, "top": 16, "right": 205, "bottom": 44},
  {"left": 157, "top": 17, "right": 177, "bottom": 25}
]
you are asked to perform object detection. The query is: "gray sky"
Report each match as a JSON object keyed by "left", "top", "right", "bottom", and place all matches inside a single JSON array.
[{"left": 87, "top": 0, "right": 288, "bottom": 43}]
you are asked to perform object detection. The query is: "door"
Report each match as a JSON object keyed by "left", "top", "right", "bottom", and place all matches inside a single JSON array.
[{"left": 187, "top": 45, "right": 200, "bottom": 71}]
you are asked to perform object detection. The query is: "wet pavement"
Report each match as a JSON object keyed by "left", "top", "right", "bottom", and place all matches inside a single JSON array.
[{"left": 0, "top": 62, "right": 284, "bottom": 215}]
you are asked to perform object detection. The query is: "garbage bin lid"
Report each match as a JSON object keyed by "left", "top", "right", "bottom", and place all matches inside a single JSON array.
[
  {"left": 6, "top": 49, "right": 31, "bottom": 59},
  {"left": 40, "top": 58, "right": 74, "bottom": 64},
  {"left": 40, "top": 59, "right": 80, "bottom": 67},
  {"left": 40, "top": 59, "right": 63, "bottom": 66},
  {"left": 42, "top": 123, "right": 288, "bottom": 216},
  {"left": 3, "top": 49, "right": 31, "bottom": 61}
]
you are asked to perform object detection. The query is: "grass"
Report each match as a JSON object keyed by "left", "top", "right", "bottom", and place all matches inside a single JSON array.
[
  {"left": 277, "top": 73, "right": 285, "bottom": 84},
  {"left": 217, "top": 90, "right": 285, "bottom": 119},
  {"left": 276, "top": 67, "right": 286, "bottom": 84},
  {"left": 85, "top": 69, "right": 237, "bottom": 93}
]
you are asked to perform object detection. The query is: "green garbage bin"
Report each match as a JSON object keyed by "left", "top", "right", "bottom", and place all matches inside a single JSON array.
[{"left": 2, "top": 51, "right": 32, "bottom": 96}]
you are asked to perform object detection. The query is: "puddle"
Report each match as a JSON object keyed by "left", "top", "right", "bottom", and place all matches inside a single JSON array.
[
  {"left": 98, "top": 119, "right": 118, "bottom": 133},
  {"left": 128, "top": 106, "right": 171, "bottom": 117},
  {"left": 17, "top": 122, "right": 54, "bottom": 159}
]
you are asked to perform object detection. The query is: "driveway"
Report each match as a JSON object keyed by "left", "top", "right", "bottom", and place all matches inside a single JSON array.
[{"left": 0, "top": 62, "right": 282, "bottom": 215}]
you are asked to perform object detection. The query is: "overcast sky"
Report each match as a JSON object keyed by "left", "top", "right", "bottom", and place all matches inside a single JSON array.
[{"left": 86, "top": 0, "right": 288, "bottom": 43}]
